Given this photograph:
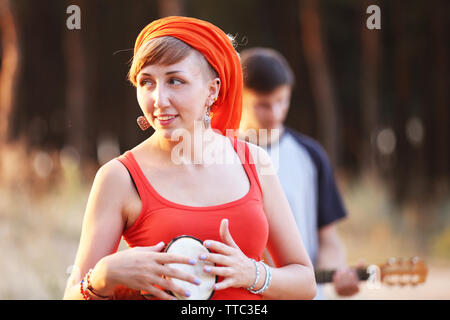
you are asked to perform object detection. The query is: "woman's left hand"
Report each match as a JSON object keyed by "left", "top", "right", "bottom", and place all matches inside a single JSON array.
[{"left": 200, "top": 219, "right": 256, "bottom": 291}]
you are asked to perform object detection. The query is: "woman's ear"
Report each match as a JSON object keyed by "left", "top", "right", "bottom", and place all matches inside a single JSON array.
[{"left": 207, "top": 77, "right": 221, "bottom": 104}]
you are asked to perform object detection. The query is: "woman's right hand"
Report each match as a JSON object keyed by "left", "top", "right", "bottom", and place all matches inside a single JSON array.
[{"left": 92, "top": 241, "right": 201, "bottom": 300}]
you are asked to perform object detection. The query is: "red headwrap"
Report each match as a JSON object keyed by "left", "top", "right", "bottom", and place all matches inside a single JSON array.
[{"left": 133, "top": 16, "right": 242, "bottom": 136}]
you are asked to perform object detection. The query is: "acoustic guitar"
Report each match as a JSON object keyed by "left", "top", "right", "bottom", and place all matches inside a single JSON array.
[{"left": 315, "top": 257, "right": 428, "bottom": 286}]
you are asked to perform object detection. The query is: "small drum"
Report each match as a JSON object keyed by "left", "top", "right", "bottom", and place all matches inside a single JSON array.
[{"left": 164, "top": 235, "right": 217, "bottom": 300}]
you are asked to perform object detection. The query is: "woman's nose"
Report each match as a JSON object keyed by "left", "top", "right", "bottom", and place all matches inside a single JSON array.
[{"left": 153, "top": 83, "right": 170, "bottom": 108}]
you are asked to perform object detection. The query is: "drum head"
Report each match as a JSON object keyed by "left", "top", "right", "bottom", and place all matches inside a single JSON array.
[{"left": 164, "top": 235, "right": 217, "bottom": 300}]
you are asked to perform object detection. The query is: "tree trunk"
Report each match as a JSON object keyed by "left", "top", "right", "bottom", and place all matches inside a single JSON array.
[
  {"left": 298, "top": 0, "right": 340, "bottom": 167},
  {"left": 157, "top": 0, "right": 185, "bottom": 17},
  {"left": 430, "top": 0, "right": 449, "bottom": 194},
  {"left": 0, "top": 0, "right": 20, "bottom": 181},
  {"left": 0, "top": 0, "right": 19, "bottom": 147},
  {"left": 360, "top": 0, "right": 381, "bottom": 176},
  {"left": 392, "top": 0, "right": 410, "bottom": 202},
  {"left": 63, "top": 0, "right": 87, "bottom": 165}
]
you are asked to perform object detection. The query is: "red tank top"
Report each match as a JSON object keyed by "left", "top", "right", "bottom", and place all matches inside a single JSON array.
[{"left": 116, "top": 136, "right": 269, "bottom": 300}]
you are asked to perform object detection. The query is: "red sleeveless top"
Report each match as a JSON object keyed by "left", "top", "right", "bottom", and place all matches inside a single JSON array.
[{"left": 115, "top": 136, "right": 269, "bottom": 300}]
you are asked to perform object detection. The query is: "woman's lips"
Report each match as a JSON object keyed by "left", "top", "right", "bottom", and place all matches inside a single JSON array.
[{"left": 156, "top": 115, "right": 178, "bottom": 126}]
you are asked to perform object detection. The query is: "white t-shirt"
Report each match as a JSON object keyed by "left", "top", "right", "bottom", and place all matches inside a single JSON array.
[{"left": 264, "top": 127, "right": 347, "bottom": 299}]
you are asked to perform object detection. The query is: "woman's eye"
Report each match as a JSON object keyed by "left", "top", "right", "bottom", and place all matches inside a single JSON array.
[
  {"left": 169, "top": 78, "right": 184, "bottom": 85},
  {"left": 140, "top": 79, "right": 153, "bottom": 87}
]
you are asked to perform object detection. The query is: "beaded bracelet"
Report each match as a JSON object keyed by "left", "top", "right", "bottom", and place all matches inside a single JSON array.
[
  {"left": 80, "top": 277, "right": 91, "bottom": 300},
  {"left": 249, "top": 261, "right": 272, "bottom": 295},
  {"left": 246, "top": 258, "right": 260, "bottom": 291},
  {"left": 80, "top": 269, "right": 111, "bottom": 300}
]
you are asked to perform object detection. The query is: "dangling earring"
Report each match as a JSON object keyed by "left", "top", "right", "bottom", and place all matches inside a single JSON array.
[
  {"left": 204, "top": 106, "right": 211, "bottom": 129},
  {"left": 204, "top": 97, "right": 216, "bottom": 129},
  {"left": 137, "top": 116, "right": 151, "bottom": 131}
]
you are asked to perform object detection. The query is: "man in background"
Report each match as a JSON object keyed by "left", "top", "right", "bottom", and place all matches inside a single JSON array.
[{"left": 239, "top": 47, "right": 360, "bottom": 299}]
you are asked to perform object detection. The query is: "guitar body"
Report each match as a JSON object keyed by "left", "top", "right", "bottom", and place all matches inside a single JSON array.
[{"left": 314, "top": 257, "right": 428, "bottom": 286}]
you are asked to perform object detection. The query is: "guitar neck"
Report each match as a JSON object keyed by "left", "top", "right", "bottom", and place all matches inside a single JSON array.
[{"left": 315, "top": 268, "right": 369, "bottom": 284}]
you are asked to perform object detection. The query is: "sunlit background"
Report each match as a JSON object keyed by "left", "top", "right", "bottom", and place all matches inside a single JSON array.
[{"left": 0, "top": 0, "right": 449, "bottom": 299}]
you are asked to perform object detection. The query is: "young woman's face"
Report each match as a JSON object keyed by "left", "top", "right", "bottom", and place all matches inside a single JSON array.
[{"left": 136, "top": 52, "right": 218, "bottom": 139}]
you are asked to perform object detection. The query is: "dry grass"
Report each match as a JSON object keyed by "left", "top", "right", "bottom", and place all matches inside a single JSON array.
[
  {"left": 0, "top": 143, "right": 88, "bottom": 299},
  {"left": 337, "top": 173, "right": 450, "bottom": 265},
  {"left": 1, "top": 143, "right": 449, "bottom": 299},
  {"left": 330, "top": 173, "right": 450, "bottom": 299}
]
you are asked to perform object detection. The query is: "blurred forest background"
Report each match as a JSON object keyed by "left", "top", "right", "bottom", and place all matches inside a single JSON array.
[{"left": 0, "top": 0, "right": 449, "bottom": 299}]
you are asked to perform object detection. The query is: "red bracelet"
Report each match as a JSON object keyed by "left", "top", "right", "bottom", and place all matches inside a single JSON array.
[
  {"left": 80, "top": 277, "right": 91, "bottom": 300},
  {"left": 80, "top": 269, "right": 111, "bottom": 300}
]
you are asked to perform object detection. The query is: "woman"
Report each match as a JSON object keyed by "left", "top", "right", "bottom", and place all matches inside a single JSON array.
[{"left": 63, "top": 16, "right": 316, "bottom": 300}]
